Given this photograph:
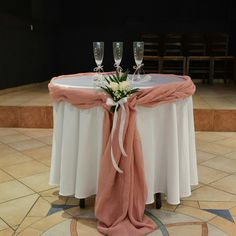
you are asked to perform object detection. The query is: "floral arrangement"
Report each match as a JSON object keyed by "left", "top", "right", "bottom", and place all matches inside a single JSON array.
[{"left": 99, "top": 71, "right": 139, "bottom": 112}]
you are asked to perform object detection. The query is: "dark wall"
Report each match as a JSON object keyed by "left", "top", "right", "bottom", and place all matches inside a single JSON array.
[
  {"left": 0, "top": 0, "right": 235, "bottom": 89},
  {"left": 53, "top": 0, "right": 236, "bottom": 74}
]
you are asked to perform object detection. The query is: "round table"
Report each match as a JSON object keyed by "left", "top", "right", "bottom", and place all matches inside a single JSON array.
[{"left": 49, "top": 73, "right": 198, "bottom": 204}]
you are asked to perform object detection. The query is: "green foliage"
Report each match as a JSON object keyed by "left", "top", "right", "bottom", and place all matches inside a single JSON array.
[{"left": 98, "top": 70, "right": 140, "bottom": 112}]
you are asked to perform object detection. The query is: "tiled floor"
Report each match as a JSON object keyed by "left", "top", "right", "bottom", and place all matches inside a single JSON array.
[
  {"left": 0, "top": 82, "right": 52, "bottom": 107},
  {"left": 0, "top": 81, "right": 235, "bottom": 110},
  {"left": 193, "top": 84, "right": 236, "bottom": 110},
  {"left": 0, "top": 128, "right": 236, "bottom": 235}
]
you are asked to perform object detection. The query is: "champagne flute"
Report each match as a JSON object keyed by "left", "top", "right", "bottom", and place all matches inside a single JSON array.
[
  {"left": 133, "top": 41, "right": 144, "bottom": 80},
  {"left": 93, "top": 42, "right": 104, "bottom": 72},
  {"left": 113, "top": 42, "right": 123, "bottom": 73}
]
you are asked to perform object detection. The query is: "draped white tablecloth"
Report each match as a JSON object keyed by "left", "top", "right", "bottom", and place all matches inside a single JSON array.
[{"left": 49, "top": 74, "right": 198, "bottom": 205}]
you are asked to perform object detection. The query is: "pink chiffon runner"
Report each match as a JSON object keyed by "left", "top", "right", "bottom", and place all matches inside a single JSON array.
[{"left": 48, "top": 73, "right": 196, "bottom": 236}]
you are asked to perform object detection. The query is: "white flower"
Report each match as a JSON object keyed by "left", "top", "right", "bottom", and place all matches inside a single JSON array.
[
  {"left": 109, "top": 82, "right": 119, "bottom": 91},
  {"left": 119, "top": 81, "right": 129, "bottom": 91}
]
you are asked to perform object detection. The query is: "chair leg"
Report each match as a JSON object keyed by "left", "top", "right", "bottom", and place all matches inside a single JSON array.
[
  {"left": 159, "top": 58, "right": 163, "bottom": 73},
  {"left": 209, "top": 58, "right": 214, "bottom": 85},
  {"left": 183, "top": 58, "right": 187, "bottom": 75},
  {"left": 234, "top": 57, "right": 236, "bottom": 85},
  {"left": 79, "top": 199, "right": 85, "bottom": 208},
  {"left": 222, "top": 61, "right": 228, "bottom": 84},
  {"left": 186, "top": 58, "right": 190, "bottom": 76},
  {"left": 155, "top": 193, "right": 162, "bottom": 209}
]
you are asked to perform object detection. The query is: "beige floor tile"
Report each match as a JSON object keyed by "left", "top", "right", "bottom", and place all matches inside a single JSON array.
[
  {"left": 180, "top": 200, "right": 199, "bottom": 208},
  {"left": 201, "top": 156, "right": 236, "bottom": 174},
  {"left": 8, "top": 139, "right": 46, "bottom": 152},
  {"left": 225, "top": 151, "right": 236, "bottom": 160},
  {"left": 192, "top": 96, "right": 211, "bottom": 109},
  {"left": 30, "top": 211, "right": 71, "bottom": 231},
  {"left": 167, "top": 224, "right": 202, "bottom": 236},
  {"left": 19, "top": 172, "right": 53, "bottom": 192},
  {"left": 196, "top": 150, "right": 216, "bottom": 164},
  {"left": 197, "top": 143, "right": 234, "bottom": 155},
  {"left": 191, "top": 183, "right": 203, "bottom": 191},
  {"left": 39, "top": 219, "right": 73, "bottom": 236},
  {"left": 192, "top": 102, "right": 210, "bottom": 110},
  {"left": 42, "top": 219, "right": 102, "bottom": 236},
  {"left": 0, "top": 92, "right": 43, "bottom": 106},
  {"left": 0, "top": 143, "right": 17, "bottom": 156},
  {"left": 199, "top": 201, "right": 236, "bottom": 210},
  {"left": 33, "top": 156, "right": 51, "bottom": 167},
  {"left": 196, "top": 85, "right": 236, "bottom": 97},
  {"left": 160, "top": 201, "right": 178, "bottom": 212},
  {"left": 0, "top": 218, "right": 8, "bottom": 231},
  {"left": 2, "top": 160, "right": 49, "bottom": 178},
  {"left": 35, "top": 136, "right": 52, "bottom": 145},
  {"left": 197, "top": 165, "right": 229, "bottom": 184},
  {"left": 175, "top": 205, "right": 215, "bottom": 221},
  {"left": 229, "top": 206, "right": 236, "bottom": 216},
  {"left": 195, "top": 132, "right": 226, "bottom": 143},
  {"left": 28, "top": 197, "right": 51, "bottom": 217},
  {"left": 0, "top": 180, "right": 34, "bottom": 204},
  {"left": 0, "top": 144, "right": 33, "bottom": 167},
  {"left": 21, "top": 96, "right": 52, "bottom": 106},
  {"left": 65, "top": 206, "right": 94, "bottom": 218},
  {"left": 225, "top": 96, "right": 236, "bottom": 105},
  {"left": 0, "top": 134, "right": 31, "bottom": 144},
  {"left": 195, "top": 140, "right": 205, "bottom": 149},
  {"left": 203, "top": 97, "right": 236, "bottom": 109},
  {"left": 23, "top": 146, "right": 51, "bottom": 160},
  {"left": 211, "top": 175, "right": 236, "bottom": 195},
  {"left": 214, "top": 132, "right": 236, "bottom": 139},
  {"left": 0, "top": 152, "right": 32, "bottom": 168},
  {"left": 17, "top": 227, "right": 42, "bottom": 236},
  {"left": 209, "top": 216, "right": 236, "bottom": 236},
  {"left": 39, "top": 188, "right": 60, "bottom": 197},
  {"left": 0, "top": 194, "right": 38, "bottom": 227},
  {"left": 43, "top": 196, "right": 67, "bottom": 206},
  {"left": 15, "top": 216, "right": 42, "bottom": 234},
  {"left": 0, "top": 128, "right": 19, "bottom": 137},
  {"left": 184, "top": 186, "right": 236, "bottom": 202},
  {"left": 214, "top": 138, "right": 236, "bottom": 150},
  {"left": 0, "top": 228, "right": 14, "bottom": 236},
  {"left": 0, "top": 170, "right": 13, "bottom": 184},
  {"left": 16, "top": 129, "right": 52, "bottom": 139},
  {"left": 23, "top": 146, "right": 52, "bottom": 166},
  {"left": 12, "top": 225, "right": 18, "bottom": 230}
]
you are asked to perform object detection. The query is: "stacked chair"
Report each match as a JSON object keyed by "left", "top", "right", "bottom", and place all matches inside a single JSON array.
[
  {"left": 141, "top": 33, "right": 235, "bottom": 84},
  {"left": 185, "top": 33, "right": 212, "bottom": 83},
  {"left": 142, "top": 34, "right": 162, "bottom": 73},
  {"left": 160, "top": 33, "right": 186, "bottom": 75},
  {"left": 207, "top": 33, "right": 235, "bottom": 84}
]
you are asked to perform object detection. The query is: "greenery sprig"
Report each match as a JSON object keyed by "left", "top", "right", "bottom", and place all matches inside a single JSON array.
[{"left": 99, "top": 70, "right": 139, "bottom": 112}]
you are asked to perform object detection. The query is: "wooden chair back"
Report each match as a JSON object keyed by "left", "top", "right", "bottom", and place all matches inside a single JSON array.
[
  {"left": 141, "top": 34, "right": 162, "bottom": 56},
  {"left": 207, "top": 33, "right": 229, "bottom": 56},
  {"left": 185, "top": 34, "right": 206, "bottom": 56},
  {"left": 163, "top": 33, "right": 183, "bottom": 56}
]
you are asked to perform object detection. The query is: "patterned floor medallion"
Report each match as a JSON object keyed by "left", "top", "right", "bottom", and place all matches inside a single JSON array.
[{"left": 41, "top": 208, "right": 228, "bottom": 236}]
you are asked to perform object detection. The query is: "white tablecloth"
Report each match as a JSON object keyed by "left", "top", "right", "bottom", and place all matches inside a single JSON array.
[{"left": 49, "top": 74, "right": 198, "bottom": 205}]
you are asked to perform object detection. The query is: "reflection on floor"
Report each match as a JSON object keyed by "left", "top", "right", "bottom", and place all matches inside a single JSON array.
[{"left": 0, "top": 128, "right": 236, "bottom": 235}]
